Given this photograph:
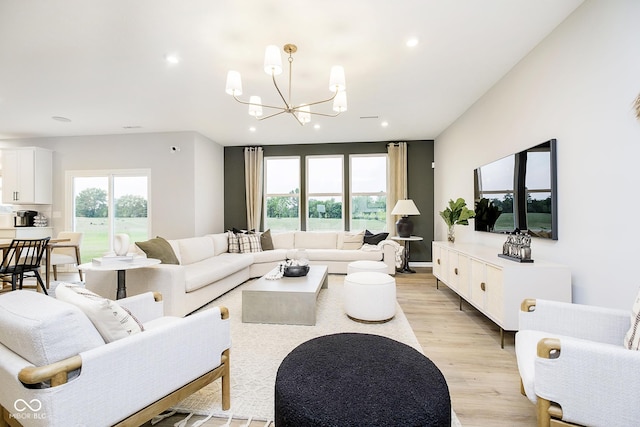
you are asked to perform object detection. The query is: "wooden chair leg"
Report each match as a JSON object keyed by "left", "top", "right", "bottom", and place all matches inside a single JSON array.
[
  {"left": 53, "top": 265, "right": 58, "bottom": 281},
  {"left": 75, "top": 247, "right": 83, "bottom": 281}
]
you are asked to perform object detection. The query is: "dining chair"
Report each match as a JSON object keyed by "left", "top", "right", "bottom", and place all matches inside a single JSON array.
[
  {"left": 0, "top": 237, "right": 51, "bottom": 295},
  {"left": 47, "top": 231, "right": 84, "bottom": 283}
]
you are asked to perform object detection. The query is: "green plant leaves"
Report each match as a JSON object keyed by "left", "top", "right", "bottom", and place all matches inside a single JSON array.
[{"left": 439, "top": 198, "right": 475, "bottom": 227}]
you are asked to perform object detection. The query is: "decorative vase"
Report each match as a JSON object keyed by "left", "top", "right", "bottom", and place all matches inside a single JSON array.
[
  {"left": 113, "top": 233, "right": 130, "bottom": 256},
  {"left": 447, "top": 225, "right": 455, "bottom": 243}
]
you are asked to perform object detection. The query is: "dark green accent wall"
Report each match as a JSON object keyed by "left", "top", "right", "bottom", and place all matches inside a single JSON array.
[{"left": 224, "top": 140, "right": 434, "bottom": 262}]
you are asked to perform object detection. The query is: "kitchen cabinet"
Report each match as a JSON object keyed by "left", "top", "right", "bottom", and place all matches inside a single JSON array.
[
  {"left": 1, "top": 147, "right": 52, "bottom": 204},
  {"left": 432, "top": 241, "right": 571, "bottom": 347},
  {"left": 0, "top": 227, "right": 53, "bottom": 239}
]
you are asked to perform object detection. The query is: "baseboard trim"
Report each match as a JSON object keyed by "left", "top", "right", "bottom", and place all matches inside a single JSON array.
[{"left": 409, "top": 262, "right": 432, "bottom": 268}]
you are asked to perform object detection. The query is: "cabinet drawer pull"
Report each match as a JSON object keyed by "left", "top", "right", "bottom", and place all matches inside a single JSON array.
[
  {"left": 437, "top": 259, "right": 440, "bottom": 265},
  {"left": 454, "top": 267, "right": 458, "bottom": 275},
  {"left": 480, "top": 282, "right": 486, "bottom": 291}
]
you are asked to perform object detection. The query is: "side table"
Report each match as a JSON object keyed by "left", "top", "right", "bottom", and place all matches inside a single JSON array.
[
  {"left": 390, "top": 235, "right": 423, "bottom": 273},
  {"left": 78, "top": 257, "right": 161, "bottom": 299}
]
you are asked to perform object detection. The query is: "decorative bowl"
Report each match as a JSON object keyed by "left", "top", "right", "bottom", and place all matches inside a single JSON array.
[{"left": 283, "top": 265, "right": 310, "bottom": 277}]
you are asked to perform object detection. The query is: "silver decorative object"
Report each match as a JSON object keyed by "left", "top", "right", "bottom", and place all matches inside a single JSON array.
[{"left": 498, "top": 230, "right": 533, "bottom": 263}]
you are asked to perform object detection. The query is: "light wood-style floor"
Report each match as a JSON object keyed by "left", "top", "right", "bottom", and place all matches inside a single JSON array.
[{"left": 140, "top": 267, "right": 536, "bottom": 427}]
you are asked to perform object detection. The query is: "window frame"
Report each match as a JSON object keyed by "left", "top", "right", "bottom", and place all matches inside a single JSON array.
[
  {"left": 349, "top": 153, "right": 388, "bottom": 233},
  {"left": 306, "top": 155, "right": 344, "bottom": 231},
  {"left": 263, "top": 156, "right": 301, "bottom": 232}
]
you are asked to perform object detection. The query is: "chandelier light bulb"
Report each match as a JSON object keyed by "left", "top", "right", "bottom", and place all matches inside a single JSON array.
[
  {"left": 264, "top": 45, "right": 283, "bottom": 75},
  {"left": 333, "top": 90, "right": 348, "bottom": 112},
  {"left": 225, "top": 70, "right": 242, "bottom": 96},
  {"left": 297, "top": 105, "right": 311, "bottom": 124},
  {"left": 329, "top": 65, "right": 346, "bottom": 92},
  {"left": 248, "top": 96, "right": 263, "bottom": 117}
]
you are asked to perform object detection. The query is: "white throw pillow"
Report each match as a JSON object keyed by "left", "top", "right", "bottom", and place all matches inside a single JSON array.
[
  {"left": 55, "top": 283, "right": 143, "bottom": 342},
  {"left": 624, "top": 288, "right": 640, "bottom": 350},
  {"left": 338, "top": 231, "right": 365, "bottom": 250}
]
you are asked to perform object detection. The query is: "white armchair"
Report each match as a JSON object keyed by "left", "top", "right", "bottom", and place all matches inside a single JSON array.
[
  {"left": 0, "top": 289, "right": 230, "bottom": 427},
  {"left": 515, "top": 298, "right": 640, "bottom": 427}
]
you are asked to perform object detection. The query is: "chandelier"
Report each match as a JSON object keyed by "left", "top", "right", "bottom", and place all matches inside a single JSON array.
[{"left": 225, "top": 43, "right": 347, "bottom": 126}]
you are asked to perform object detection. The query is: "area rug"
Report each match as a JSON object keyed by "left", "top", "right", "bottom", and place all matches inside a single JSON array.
[{"left": 171, "top": 275, "right": 462, "bottom": 426}]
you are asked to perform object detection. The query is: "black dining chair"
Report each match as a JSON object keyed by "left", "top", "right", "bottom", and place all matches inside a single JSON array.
[{"left": 0, "top": 238, "right": 51, "bottom": 295}]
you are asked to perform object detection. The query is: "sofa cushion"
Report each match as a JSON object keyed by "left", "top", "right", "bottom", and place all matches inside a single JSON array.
[
  {"left": 239, "top": 233, "right": 262, "bottom": 253},
  {"left": 208, "top": 233, "right": 229, "bottom": 256},
  {"left": 178, "top": 237, "right": 216, "bottom": 265},
  {"left": 55, "top": 284, "right": 144, "bottom": 342},
  {"left": 252, "top": 249, "right": 288, "bottom": 264},
  {"left": 272, "top": 232, "right": 295, "bottom": 249},
  {"left": 135, "top": 236, "right": 179, "bottom": 264},
  {"left": 260, "top": 229, "right": 274, "bottom": 251},
  {"left": 287, "top": 249, "right": 383, "bottom": 262},
  {"left": 0, "top": 290, "right": 105, "bottom": 366},
  {"left": 184, "top": 253, "right": 254, "bottom": 292},
  {"left": 295, "top": 232, "right": 337, "bottom": 249},
  {"left": 338, "top": 231, "right": 364, "bottom": 250}
]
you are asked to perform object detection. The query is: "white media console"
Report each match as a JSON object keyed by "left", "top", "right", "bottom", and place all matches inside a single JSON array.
[{"left": 432, "top": 241, "right": 572, "bottom": 347}]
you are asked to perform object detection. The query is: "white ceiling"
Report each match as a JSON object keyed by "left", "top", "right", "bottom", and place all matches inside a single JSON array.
[{"left": 0, "top": 0, "right": 583, "bottom": 146}]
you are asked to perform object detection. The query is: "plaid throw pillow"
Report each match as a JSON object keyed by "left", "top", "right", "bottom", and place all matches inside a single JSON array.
[
  {"left": 239, "top": 233, "right": 262, "bottom": 253},
  {"left": 227, "top": 231, "right": 240, "bottom": 253}
]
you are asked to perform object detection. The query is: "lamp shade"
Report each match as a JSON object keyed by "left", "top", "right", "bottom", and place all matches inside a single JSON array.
[
  {"left": 329, "top": 65, "right": 346, "bottom": 92},
  {"left": 333, "top": 90, "right": 347, "bottom": 112},
  {"left": 225, "top": 70, "right": 242, "bottom": 96},
  {"left": 264, "top": 45, "right": 283, "bottom": 75},
  {"left": 248, "top": 96, "right": 263, "bottom": 117},
  {"left": 391, "top": 199, "right": 420, "bottom": 216}
]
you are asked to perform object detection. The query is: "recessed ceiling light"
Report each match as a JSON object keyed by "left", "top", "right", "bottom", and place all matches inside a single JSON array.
[
  {"left": 406, "top": 38, "right": 419, "bottom": 48},
  {"left": 52, "top": 116, "right": 71, "bottom": 122},
  {"left": 249, "top": 126, "right": 256, "bottom": 132},
  {"left": 381, "top": 121, "right": 389, "bottom": 127},
  {"left": 165, "top": 54, "right": 180, "bottom": 64},
  {"left": 314, "top": 124, "right": 320, "bottom": 130}
]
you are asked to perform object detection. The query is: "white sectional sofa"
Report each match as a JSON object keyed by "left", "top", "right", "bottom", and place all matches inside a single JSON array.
[{"left": 85, "top": 231, "right": 397, "bottom": 317}]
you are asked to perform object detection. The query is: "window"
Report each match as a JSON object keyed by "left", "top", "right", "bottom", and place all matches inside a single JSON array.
[
  {"left": 350, "top": 154, "right": 387, "bottom": 232},
  {"left": 66, "top": 170, "right": 150, "bottom": 262},
  {"left": 474, "top": 155, "right": 514, "bottom": 232},
  {"left": 307, "top": 156, "right": 343, "bottom": 231},
  {"left": 264, "top": 157, "right": 300, "bottom": 232}
]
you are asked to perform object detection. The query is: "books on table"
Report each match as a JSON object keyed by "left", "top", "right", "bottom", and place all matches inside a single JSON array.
[{"left": 92, "top": 255, "right": 135, "bottom": 266}]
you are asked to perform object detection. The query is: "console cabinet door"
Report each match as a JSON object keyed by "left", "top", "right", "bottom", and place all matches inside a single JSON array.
[
  {"left": 470, "top": 259, "right": 486, "bottom": 308},
  {"left": 432, "top": 243, "right": 444, "bottom": 280},
  {"left": 485, "top": 264, "right": 504, "bottom": 323}
]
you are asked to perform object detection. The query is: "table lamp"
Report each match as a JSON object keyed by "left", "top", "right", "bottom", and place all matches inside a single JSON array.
[{"left": 391, "top": 199, "right": 420, "bottom": 238}]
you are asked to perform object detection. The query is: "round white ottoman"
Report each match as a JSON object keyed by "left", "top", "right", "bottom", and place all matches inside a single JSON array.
[
  {"left": 343, "top": 272, "right": 396, "bottom": 323},
  {"left": 347, "top": 260, "right": 388, "bottom": 275}
]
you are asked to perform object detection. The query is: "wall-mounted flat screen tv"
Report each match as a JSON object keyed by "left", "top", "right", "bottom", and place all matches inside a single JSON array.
[{"left": 473, "top": 139, "right": 557, "bottom": 240}]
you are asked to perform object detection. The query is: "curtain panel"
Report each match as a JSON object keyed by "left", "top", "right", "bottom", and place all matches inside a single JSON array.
[
  {"left": 244, "top": 147, "right": 264, "bottom": 231},
  {"left": 387, "top": 142, "right": 407, "bottom": 234}
]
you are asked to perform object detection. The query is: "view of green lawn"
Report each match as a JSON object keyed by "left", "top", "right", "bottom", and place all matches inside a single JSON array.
[
  {"left": 266, "top": 217, "right": 386, "bottom": 233},
  {"left": 76, "top": 217, "right": 148, "bottom": 262}
]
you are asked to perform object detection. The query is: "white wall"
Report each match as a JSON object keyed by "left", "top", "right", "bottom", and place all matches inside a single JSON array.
[
  {"left": 0, "top": 131, "right": 225, "bottom": 240},
  {"left": 435, "top": 0, "right": 640, "bottom": 309}
]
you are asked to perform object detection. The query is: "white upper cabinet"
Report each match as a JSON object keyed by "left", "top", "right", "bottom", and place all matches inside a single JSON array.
[{"left": 1, "top": 147, "right": 52, "bottom": 205}]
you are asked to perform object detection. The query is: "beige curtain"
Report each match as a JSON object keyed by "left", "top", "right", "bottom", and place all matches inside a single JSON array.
[
  {"left": 387, "top": 142, "right": 408, "bottom": 233},
  {"left": 244, "top": 147, "right": 264, "bottom": 231}
]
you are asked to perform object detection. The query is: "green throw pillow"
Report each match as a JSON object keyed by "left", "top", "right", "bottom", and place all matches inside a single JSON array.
[
  {"left": 260, "top": 229, "right": 274, "bottom": 251},
  {"left": 135, "top": 237, "right": 179, "bottom": 264}
]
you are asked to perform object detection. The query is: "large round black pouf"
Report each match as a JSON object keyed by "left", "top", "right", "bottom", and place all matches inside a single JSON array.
[{"left": 275, "top": 333, "right": 451, "bottom": 427}]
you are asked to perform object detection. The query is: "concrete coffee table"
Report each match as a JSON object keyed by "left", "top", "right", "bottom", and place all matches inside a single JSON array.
[{"left": 242, "top": 265, "right": 328, "bottom": 325}]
